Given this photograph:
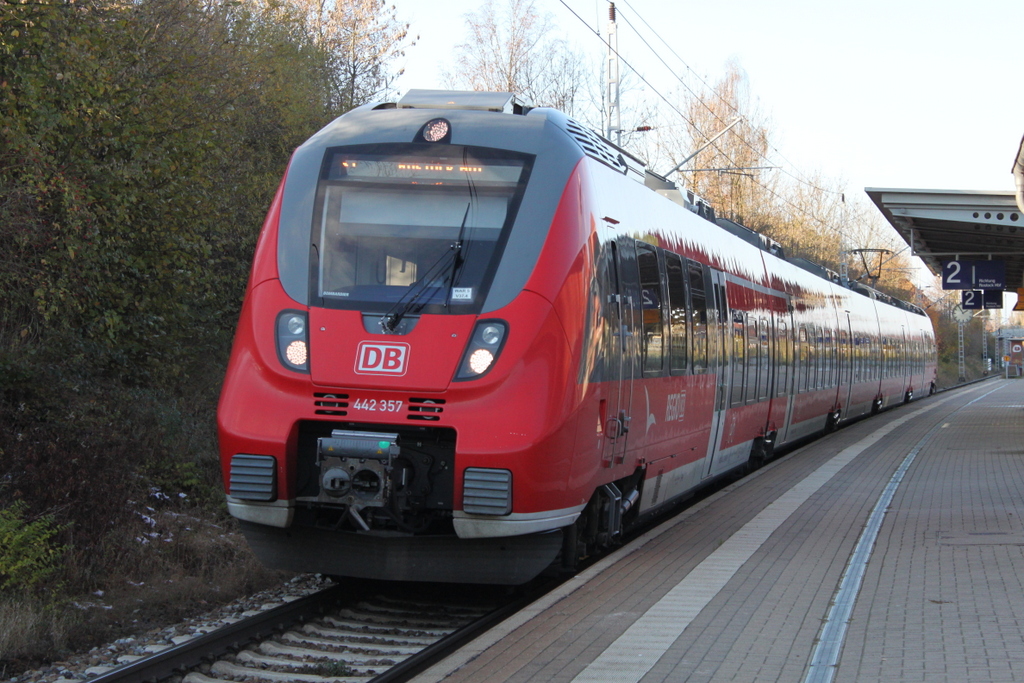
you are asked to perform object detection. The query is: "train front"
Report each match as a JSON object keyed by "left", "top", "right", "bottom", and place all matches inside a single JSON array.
[{"left": 217, "top": 92, "right": 590, "bottom": 584}]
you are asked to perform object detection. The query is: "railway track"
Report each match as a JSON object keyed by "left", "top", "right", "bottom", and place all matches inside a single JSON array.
[
  {"left": 85, "top": 580, "right": 535, "bottom": 683},
  {"left": 77, "top": 382, "right": 997, "bottom": 683}
]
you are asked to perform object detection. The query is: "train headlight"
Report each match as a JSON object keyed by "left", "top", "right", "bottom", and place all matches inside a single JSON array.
[
  {"left": 480, "top": 324, "right": 503, "bottom": 345},
  {"left": 419, "top": 118, "right": 452, "bottom": 143},
  {"left": 455, "top": 320, "right": 507, "bottom": 380},
  {"left": 276, "top": 310, "right": 310, "bottom": 373},
  {"left": 468, "top": 348, "right": 494, "bottom": 374}
]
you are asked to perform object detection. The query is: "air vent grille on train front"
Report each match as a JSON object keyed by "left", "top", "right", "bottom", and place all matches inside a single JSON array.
[
  {"left": 563, "top": 119, "right": 646, "bottom": 183},
  {"left": 462, "top": 467, "right": 512, "bottom": 515},
  {"left": 229, "top": 454, "right": 276, "bottom": 502},
  {"left": 314, "top": 393, "right": 349, "bottom": 416},
  {"left": 408, "top": 397, "right": 446, "bottom": 421}
]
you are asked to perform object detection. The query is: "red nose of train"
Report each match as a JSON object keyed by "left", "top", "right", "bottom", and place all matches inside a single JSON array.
[{"left": 307, "top": 309, "right": 478, "bottom": 392}]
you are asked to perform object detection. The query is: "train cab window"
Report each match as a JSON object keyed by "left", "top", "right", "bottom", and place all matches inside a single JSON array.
[
  {"left": 688, "top": 261, "right": 708, "bottom": 373},
  {"left": 730, "top": 310, "right": 746, "bottom": 406},
  {"left": 311, "top": 145, "right": 532, "bottom": 314},
  {"left": 637, "top": 244, "right": 665, "bottom": 376},
  {"left": 665, "top": 252, "right": 689, "bottom": 374}
]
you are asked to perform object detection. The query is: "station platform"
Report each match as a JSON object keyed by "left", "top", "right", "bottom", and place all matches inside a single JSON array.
[{"left": 412, "top": 378, "right": 1024, "bottom": 683}]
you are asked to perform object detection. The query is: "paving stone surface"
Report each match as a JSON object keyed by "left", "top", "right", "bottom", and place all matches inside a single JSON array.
[{"left": 413, "top": 380, "right": 1024, "bottom": 683}]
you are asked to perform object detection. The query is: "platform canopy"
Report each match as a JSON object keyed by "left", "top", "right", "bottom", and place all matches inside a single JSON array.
[{"left": 866, "top": 188, "right": 1024, "bottom": 291}]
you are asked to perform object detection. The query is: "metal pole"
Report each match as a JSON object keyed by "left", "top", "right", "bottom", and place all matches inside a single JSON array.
[
  {"left": 605, "top": 3, "right": 620, "bottom": 145},
  {"left": 663, "top": 117, "right": 742, "bottom": 177},
  {"left": 958, "top": 322, "right": 966, "bottom": 383},
  {"left": 839, "top": 194, "right": 849, "bottom": 288}
]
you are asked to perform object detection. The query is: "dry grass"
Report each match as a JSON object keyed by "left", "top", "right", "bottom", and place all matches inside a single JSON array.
[
  {"left": 0, "top": 594, "right": 79, "bottom": 664},
  {"left": 0, "top": 511, "right": 286, "bottom": 674},
  {"left": 936, "top": 357, "right": 990, "bottom": 389}
]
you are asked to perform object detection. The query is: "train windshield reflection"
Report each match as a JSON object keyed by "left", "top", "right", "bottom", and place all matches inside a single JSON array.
[{"left": 312, "top": 145, "right": 531, "bottom": 313}]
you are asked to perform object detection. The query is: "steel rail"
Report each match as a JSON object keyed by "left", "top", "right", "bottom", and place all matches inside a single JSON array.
[
  {"left": 86, "top": 584, "right": 349, "bottom": 683},
  {"left": 366, "top": 580, "right": 556, "bottom": 683}
]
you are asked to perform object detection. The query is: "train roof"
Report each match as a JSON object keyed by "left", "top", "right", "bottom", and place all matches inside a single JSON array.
[{"left": 284, "top": 89, "right": 926, "bottom": 317}]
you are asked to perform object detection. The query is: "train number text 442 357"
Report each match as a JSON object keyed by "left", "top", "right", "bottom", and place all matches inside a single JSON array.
[{"left": 351, "top": 398, "right": 403, "bottom": 413}]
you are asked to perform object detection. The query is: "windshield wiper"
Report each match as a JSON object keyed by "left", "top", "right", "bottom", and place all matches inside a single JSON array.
[
  {"left": 379, "top": 203, "right": 471, "bottom": 334},
  {"left": 444, "top": 202, "right": 475, "bottom": 307}
]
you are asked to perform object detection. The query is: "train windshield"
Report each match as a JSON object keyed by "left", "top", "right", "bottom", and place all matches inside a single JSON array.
[{"left": 312, "top": 144, "right": 532, "bottom": 313}]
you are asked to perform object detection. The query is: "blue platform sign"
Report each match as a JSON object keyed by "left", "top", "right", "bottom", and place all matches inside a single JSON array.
[
  {"left": 963, "top": 289, "right": 1005, "bottom": 309},
  {"left": 984, "top": 289, "right": 1004, "bottom": 309},
  {"left": 975, "top": 261, "right": 1006, "bottom": 289},
  {"left": 961, "top": 290, "right": 982, "bottom": 309},
  {"left": 942, "top": 260, "right": 1005, "bottom": 290},
  {"left": 943, "top": 261, "right": 970, "bottom": 289}
]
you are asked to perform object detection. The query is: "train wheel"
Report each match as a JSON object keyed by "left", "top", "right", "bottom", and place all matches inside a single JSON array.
[
  {"left": 824, "top": 409, "right": 841, "bottom": 434},
  {"left": 746, "top": 435, "right": 774, "bottom": 472}
]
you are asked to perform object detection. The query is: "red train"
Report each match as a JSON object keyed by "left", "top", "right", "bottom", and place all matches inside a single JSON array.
[{"left": 218, "top": 90, "right": 937, "bottom": 584}]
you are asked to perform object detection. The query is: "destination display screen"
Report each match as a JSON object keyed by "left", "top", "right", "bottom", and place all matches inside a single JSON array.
[{"left": 325, "top": 155, "right": 524, "bottom": 185}]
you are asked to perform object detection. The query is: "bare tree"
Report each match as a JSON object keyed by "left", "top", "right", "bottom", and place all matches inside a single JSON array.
[
  {"left": 287, "top": 0, "right": 412, "bottom": 111},
  {"left": 666, "top": 61, "right": 778, "bottom": 230},
  {"left": 446, "top": 0, "right": 591, "bottom": 117}
]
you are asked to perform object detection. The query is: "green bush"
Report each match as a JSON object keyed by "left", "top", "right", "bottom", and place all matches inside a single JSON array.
[{"left": 0, "top": 501, "right": 67, "bottom": 592}]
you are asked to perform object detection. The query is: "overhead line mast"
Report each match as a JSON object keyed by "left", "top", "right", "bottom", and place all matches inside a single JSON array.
[{"left": 605, "top": 2, "right": 621, "bottom": 146}]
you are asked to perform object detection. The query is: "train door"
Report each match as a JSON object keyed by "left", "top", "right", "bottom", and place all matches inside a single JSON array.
[
  {"left": 702, "top": 267, "right": 730, "bottom": 479},
  {"left": 600, "top": 239, "right": 639, "bottom": 466}
]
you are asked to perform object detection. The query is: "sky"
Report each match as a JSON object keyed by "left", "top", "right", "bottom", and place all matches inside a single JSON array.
[{"left": 385, "top": 0, "right": 1024, "bottom": 200}]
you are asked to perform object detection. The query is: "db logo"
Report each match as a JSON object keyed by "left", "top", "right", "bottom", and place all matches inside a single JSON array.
[{"left": 355, "top": 342, "right": 409, "bottom": 376}]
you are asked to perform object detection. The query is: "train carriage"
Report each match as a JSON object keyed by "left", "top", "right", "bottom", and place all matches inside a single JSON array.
[{"left": 218, "top": 90, "right": 936, "bottom": 584}]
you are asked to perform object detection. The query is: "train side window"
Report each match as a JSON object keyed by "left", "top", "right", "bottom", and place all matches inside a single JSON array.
[
  {"left": 823, "top": 327, "right": 834, "bottom": 387},
  {"left": 746, "top": 315, "right": 759, "bottom": 403},
  {"left": 665, "top": 252, "right": 689, "bottom": 374},
  {"left": 852, "top": 334, "right": 860, "bottom": 382},
  {"left": 797, "top": 326, "right": 807, "bottom": 392},
  {"left": 815, "top": 326, "right": 825, "bottom": 389},
  {"left": 888, "top": 336, "right": 893, "bottom": 377},
  {"left": 758, "top": 317, "right": 770, "bottom": 401},
  {"left": 731, "top": 310, "right": 746, "bottom": 406},
  {"left": 688, "top": 261, "right": 708, "bottom": 373},
  {"left": 637, "top": 244, "right": 665, "bottom": 377},
  {"left": 872, "top": 335, "right": 880, "bottom": 378},
  {"left": 776, "top": 321, "right": 789, "bottom": 397},
  {"left": 801, "top": 325, "right": 809, "bottom": 392},
  {"left": 872, "top": 336, "right": 880, "bottom": 380},
  {"left": 839, "top": 329, "right": 849, "bottom": 386},
  {"left": 867, "top": 336, "right": 875, "bottom": 380},
  {"left": 881, "top": 336, "right": 888, "bottom": 377}
]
